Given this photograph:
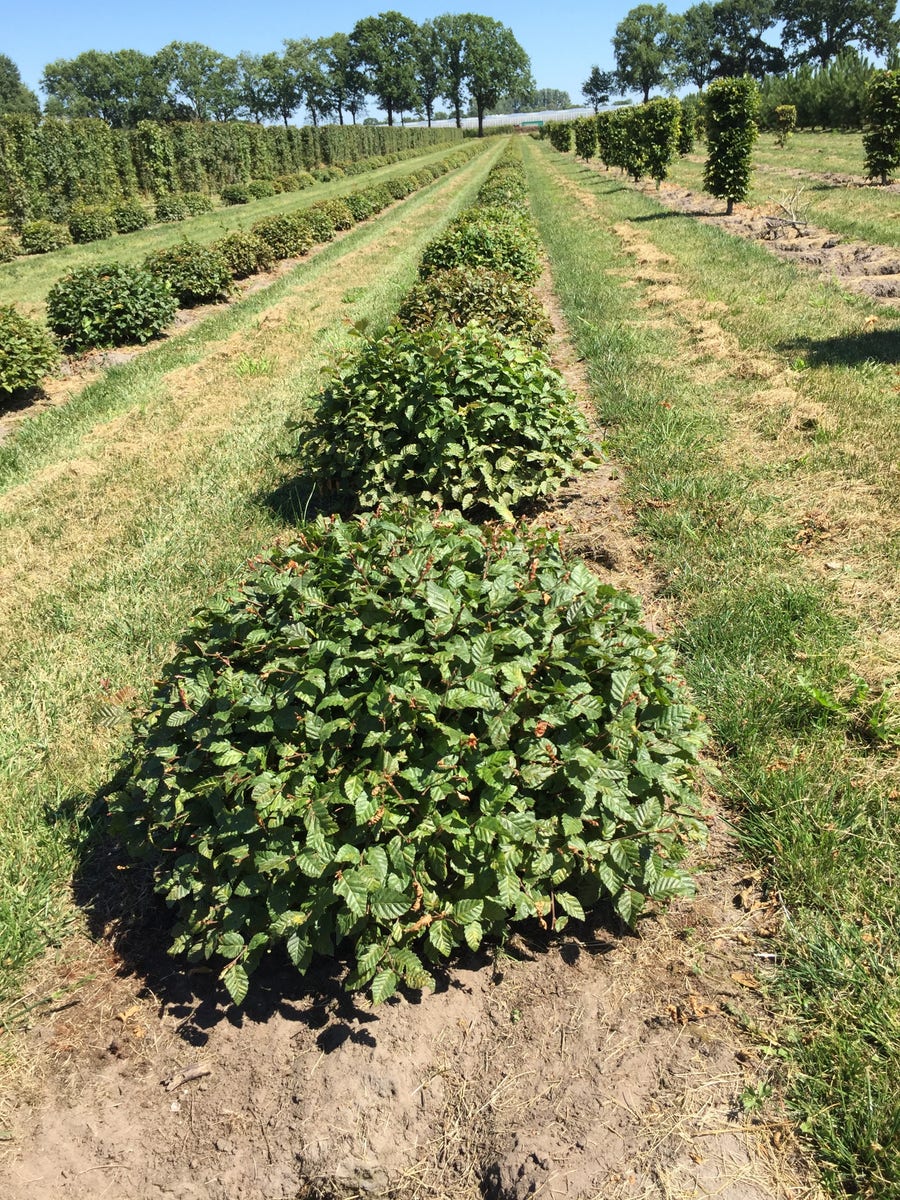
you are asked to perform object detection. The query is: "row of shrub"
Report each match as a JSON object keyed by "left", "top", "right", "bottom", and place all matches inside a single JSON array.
[
  {"left": 0, "top": 114, "right": 463, "bottom": 229},
  {"left": 107, "top": 140, "right": 708, "bottom": 1008},
  {"left": 546, "top": 98, "right": 690, "bottom": 187},
  {"left": 0, "top": 142, "right": 483, "bottom": 393},
  {"left": 0, "top": 142, "right": 469, "bottom": 261}
]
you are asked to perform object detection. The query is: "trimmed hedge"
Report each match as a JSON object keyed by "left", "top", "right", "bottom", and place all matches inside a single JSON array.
[
  {"left": 144, "top": 241, "right": 232, "bottom": 306},
  {"left": 46, "top": 263, "right": 177, "bottom": 352}
]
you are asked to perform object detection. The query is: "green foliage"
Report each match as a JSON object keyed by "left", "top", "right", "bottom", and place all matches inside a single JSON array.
[
  {"left": 547, "top": 121, "right": 572, "bottom": 153},
  {"left": 360, "top": 183, "right": 393, "bottom": 213},
  {"left": 633, "top": 96, "right": 681, "bottom": 183},
  {"left": 181, "top": 191, "right": 214, "bottom": 216},
  {"left": 385, "top": 173, "right": 416, "bottom": 200},
  {"left": 154, "top": 195, "right": 189, "bottom": 222},
  {"left": 144, "top": 241, "right": 232, "bottom": 306},
  {"left": 298, "top": 324, "right": 594, "bottom": 520},
  {"left": 397, "top": 266, "right": 552, "bottom": 348},
  {"left": 759, "top": 51, "right": 878, "bottom": 131},
  {"left": 111, "top": 198, "right": 150, "bottom": 233},
  {"left": 212, "top": 230, "right": 275, "bottom": 279},
  {"left": 46, "top": 263, "right": 177, "bottom": 352},
  {"left": 419, "top": 215, "right": 540, "bottom": 286},
  {"left": 703, "top": 76, "right": 760, "bottom": 214},
  {"left": 613, "top": 3, "right": 676, "bottom": 103},
  {"left": 863, "top": 70, "right": 900, "bottom": 184},
  {"left": 302, "top": 202, "right": 337, "bottom": 242},
  {"left": 310, "top": 197, "right": 355, "bottom": 232},
  {"left": 67, "top": 204, "right": 115, "bottom": 244},
  {"left": 109, "top": 508, "right": 707, "bottom": 1005},
  {"left": 774, "top": 104, "right": 798, "bottom": 148},
  {"left": 0, "top": 230, "right": 19, "bottom": 262},
  {"left": 573, "top": 117, "right": 598, "bottom": 162},
  {"left": 220, "top": 184, "right": 250, "bottom": 206},
  {"left": 0, "top": 304, "right": 59, "bottom": 395},
  {"left": 247, "top": 179, "right": 277, "bottom": 200},
  {"left": 250, "top": 212, "right": 314, "bottom": 259},
  {"left": 276, "top": 171, "right": 315, "bottom": 192},
  {"left": 19, "top": 219, "right": 71, "bottom": 254},
  {"left": 678, "top": 96, "right": 698, "bottom": 155},
  {"left": 344, "top": 191, "right": 377, "bottom": 222}
]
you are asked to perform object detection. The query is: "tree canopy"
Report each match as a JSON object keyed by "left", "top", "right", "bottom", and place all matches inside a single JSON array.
[
  {"left": 613, "top": 4, "right": 679, "bottom": 103},
  {"left": 0, "top": 55, "right": 40, "bottom": 117}
]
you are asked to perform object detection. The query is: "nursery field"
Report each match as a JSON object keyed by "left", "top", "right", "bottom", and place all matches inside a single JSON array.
[{"left": 0, "top": 128, "right": 897, "bottom": 1200}]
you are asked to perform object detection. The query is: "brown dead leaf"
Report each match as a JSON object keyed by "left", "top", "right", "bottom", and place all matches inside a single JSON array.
[{"left": 730, "top": 971, "right": 761, "bottom": 990}]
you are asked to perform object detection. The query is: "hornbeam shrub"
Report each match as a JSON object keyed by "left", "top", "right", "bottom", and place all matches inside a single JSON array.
[
  {"left": 774, "top": 104, "right": 797, "bottom": 149},
  {"left": 247, "top": 180, "right": 277, "bottom": 200},
  {"left": 212, "top": 231, "right": 275, "bottom": 279},
  {"left": 574, "top": 117, "right": 598, "bottom": 162},
  {"left": 344, "top": 192, "right": 377, "bottom": 222},
  {"left": 221, "top": 185, "right": 251, "bottom": 206},
  {"left": 20, "top": 220, "right": 72, "bottom": 254},
  {"left": 46, "top": 263, "right": 177, "bottom": 352},
  {"left": 703, "top": 77, "right": 760, "bottom": 215},
  {"left": 419, "top": 217, "right": 540, "bottom": 285},
  {"left": 296, "top": 324, "right": 594, "bottom": 520},
  {"left": 0, "top": 305, "right": 59, "bottom": 395},
  {"left": 397, "top": 266, "right": 552, "bottom": 348},
  {"left": 182, "top": 192, "right": 214, "bottom": 216},
  {"left": 154, "top": 196, "right": 189, "bottom": 222},
  {"left": 0, "top": 232, "right": 19, "bottom": 262},
  {"left": 863, "top": 71, "right": 900, "bottom": 185},
  {"left": 547, "top": 121, "right": 572, "bottom": 152},
  {"left": 144, "top": 242, "right": 232, "bottom": 306},
  {"left": 302, "top": 203, "right": 338, "bottom": 242},
  {"left": 635, "top": 97, "right": 681, "bottom": 185},
  {"left": 108, "top": 508, "right": 708, "bottom": 1005},
  {"left": 112, "top": 199, "right": 151, "bottom": 234},
  {"left": 67, "top": 205, "right": 115, "bottom": 244},
  {"left": 250, "top": 213, "right": 313, "bottom": 260},
  {"left": 310, "top": 197, "right": 355, "bottom": 232}
]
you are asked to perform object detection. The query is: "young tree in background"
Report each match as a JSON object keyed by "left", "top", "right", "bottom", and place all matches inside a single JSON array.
[
  {"left": 462, "top": 15, "right": 532, "bottom": 135},
  {"left": 777, "top": 0, "right": 900, "bottom": 68},
  {"left": 711, "top": 0, "right": 784, "bottom": 80},
  {"left": 613, "top": 4, "right": 677, "bottom": 102},
  {"left": 582, "top": 66, "right": 618, "bottom": 112},
  {"left": 350, "top": 10, "right": 420, "bottom": 126}
]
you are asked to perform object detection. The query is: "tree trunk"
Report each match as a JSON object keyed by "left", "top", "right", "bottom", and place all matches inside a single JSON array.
[
  {"left": 726, "top": 196, "right": 734, "bottom": 215},
  {"left": 477, "top": 101, "right": 485, "bottom": 137}
]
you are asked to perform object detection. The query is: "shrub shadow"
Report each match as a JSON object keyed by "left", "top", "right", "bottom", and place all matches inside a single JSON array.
[{"left": 778, "top": 328, "right": 900, "bottom": 367}]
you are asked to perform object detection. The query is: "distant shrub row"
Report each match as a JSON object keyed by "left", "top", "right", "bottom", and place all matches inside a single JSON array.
[{"left": 1, "top": 143, "right": 481, "bottom": 390}]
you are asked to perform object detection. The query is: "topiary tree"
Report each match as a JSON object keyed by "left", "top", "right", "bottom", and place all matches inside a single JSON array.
[
  {"left": 703, "top": 76, "right": 760, "bottom": 215},
  {"left": 547, "top": 121, "right": 572, "bottom": 153},
  {"left": 397, "top": 266, "right": 553, "bottom": 348},
  {"left": 863, "top": 70, "right": 900, "bottom": 185},
  {"left": 46, "top": 263, "right": 177, "bottom": 352},
  {"left": 774, "top": 103, "right": 797, "bottom": 149},
  {"left": 0, "top": 305, "right": 59, "bottom": 395},
  {"left": 573, "top": 116, "right": 598, "bottom": 162},
  {"left": 144, "top": 241, "right": 232, "bottom": 306},
  {"left": 633, "top": 96, "right": 681, "bottom": 185},
  {"left": 296, "top": 324, "right": 594, "bottom": 521},
  {"left": 108, "top": 508, "right": 708, "bottom": 1006}
]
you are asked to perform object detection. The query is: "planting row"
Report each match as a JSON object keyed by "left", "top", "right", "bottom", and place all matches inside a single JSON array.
[
  {"left": 0, "top": 143, "right": 485, "bottom": 397},
  {"left": 108, "top": 142, "right": 708, "bottom": 1007},
  {"left": 0, "top": 143, "right": 462, "bottom": 260}
]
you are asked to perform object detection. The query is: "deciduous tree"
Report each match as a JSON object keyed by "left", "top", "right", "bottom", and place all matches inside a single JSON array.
[
  {"left": 613, "top": 4, "right": 678, "bottom": 103},
  {"left": 350, "top": 10, "right": 420, "bottom": 126},
  {"left": 777, "top": 0, "right": 900, "bottom": 68},
  {"left": 582, "top": 66, "right": 618, "bottom": 112},
  {"left": 0, "top": 55, "right": 40, "bottom": 117},
  {"left": 462, "top": 15, "right": 532, "bottom": 136}
]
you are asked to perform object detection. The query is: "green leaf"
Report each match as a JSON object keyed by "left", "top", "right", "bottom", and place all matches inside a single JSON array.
[
  {"left": 370, "top": 887, "right": 409, "bottom": 921},
  {"left": 222, "top": 961, "right": 249, "bottom": 1006},
  {"left": 464, "top": 921, "right": 483, "bottom": 951},
  {"left": 371, "top": 969, "right": 398, "bottom": 1004},
  {"left": 555, "top": 891, "right": 585, "bottom": 921},
  {"left": 428, "top": 918, "right": 454, "bottom": 957}
]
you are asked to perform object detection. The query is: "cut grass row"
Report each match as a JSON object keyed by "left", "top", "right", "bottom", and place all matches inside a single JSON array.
[
  {"left": 523, "top": 137, "right": 899, "bottom": 1197},
  {"left": 0, "top": 141, "right": 476, "bottom": 315},
  {"left": 0, "top": 138, "right": 505, "bottom": 1021}
]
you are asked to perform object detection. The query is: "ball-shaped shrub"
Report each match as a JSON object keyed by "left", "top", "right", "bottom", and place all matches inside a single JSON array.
[
  {"left": 221, "top": 184, "right": 251, "bottom": 206},
  {"left": 250, "top": 213, "right": 314, "bottom": 260},
  {"left": 344, "top": 192, "right": 377, "bottom": 222},
  {"left": 311, "top": 197, "right": 355, "bottom": 231},
  {"left": 182, "top": 191, "right": 214, "bottom": 216},
  {"left": 360, "top": 184, "right": 392, "bottom": 212},
  {"left": 0, "top": 305, "right": 59, "bottom": 396},
  {"left": 247, "top": 180, "right": 276, "bottom": 200},
  {"left": 0, "top": 232, "right": 20, "bottom": 263},
  {"left": 110, "top": 510, "right": 708, "bottom": 1005},
  {"left": 20, "top": 220, "right": 72, "bottom": 255},
  {"left": 67, "top": 205, "right": 115, "bottom": 244},
  {"left": 46, "top": 263, "right": 177, "bottom": 352},
  {"left": 112, "top": 198, "right": 151, "bottom": 234},
  {"left": 397, "top": 266, "right": 553, "bottom": 348},
  {"left": 385, "top": 174, "right": 415, "bottom": 200},
  {"left": 144, "top": 241, "right": 232, "bottom": 306},
  {"left": 212, "top": 230, "right": 275, "bottom": 279},
  {"left": 154, "top": 195, "right": 189, "bottom": 222},
  {"left": 419, "top": 217, "right": 541, "bottom": 285},
  {"left": 299, "top": 324, "right": 595, "bottom": 520},
  {"left": 302, "top": 203, "right": 337, "bottom": 242}
]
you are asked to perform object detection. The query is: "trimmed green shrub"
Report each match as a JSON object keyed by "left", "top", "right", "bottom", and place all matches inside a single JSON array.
[
  {"left": 247, "top": 180, "right": 277, "bottom": 200},
  {"left": 397, "top": 266, "right": 552, "bottom": 348},
  {"left": 67, "top": 205, "right": 115, "bottom": 244},
  {"left": 212, "top": 230, "right": 275, "bottom": 279},
  {"left": 250, "top": 212, "right": 314, "bottom": 259},
  {"left": 574, "top": 117, "right": 598, "bottom": 162},
  {"left": 221, "top": 184, "right": 251, "bottom": 206},
  {"left": 112, "top": 198, "right": 151, "bottom": 234},
  {"left": 0, "top": 305, "right": 59, "bottom": 395},
  {"left": 302, "top": 203, "right": 337, "bottom": 242},
  {"left": 703, "top": 77, "right": 760, "bottom": 215},
  {"left": 154, "top": 195, "right": 189, "bottom": 222},
  {"left": 0, "top": 232, "right": 20, "bottom": 262},
  {"left": 634, "top": 97, "right": 681, "bottom": 185},
  {"left": 774, "top": 104, "right": 797, "bottom": 148},
  {"left": 547, "top": 121, "right": 572, "bottom": 152},
  {"left": 678, "top": 99, "right": 697, "bottom": 156},
  {"left": 863, "top": 71, "right": 900, "bottom": 185},
  {"left": 310, "top": 197, "right": 355, "bottom": 231},
  {"left": 109, "top": 507, "right": 707, "bottom": 1005},
  {"left": 360, "top": 184, "right": 392, "bottom": 212},
  {"left": 419, "top": 217, "right": 541, "bottom": 286},
  {"left": 344, "top": 192, "right": 377, "bottom": 222},
  {"left": 20, "top": 219, "right": 72, "bottom": 255},
  {"left": 46, "top": 263, "right": 177, "bottom": 352},
  {"left": 182, "top": 191, "right": 214, "bottom": 216},
  {"left": 298, "top": 324, "right": 593, "bottom": 520},
  {"left": 385, "top": 173, "right": 417, "bottom": 200},
  {"left": 144, "top": 241, "right": 232, "bottom": 306}
]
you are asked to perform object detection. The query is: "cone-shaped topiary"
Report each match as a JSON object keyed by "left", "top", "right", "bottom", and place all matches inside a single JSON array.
[{"left": 109, "top": 508, "right": 708, "bottom": 1006}]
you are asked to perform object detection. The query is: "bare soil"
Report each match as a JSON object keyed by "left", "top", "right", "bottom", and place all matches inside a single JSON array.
[{"left": 0, "top": 260, "right": 820, "bottom": 1200}]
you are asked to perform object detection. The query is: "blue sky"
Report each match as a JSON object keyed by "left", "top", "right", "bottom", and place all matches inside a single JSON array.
[{"left": 5, "top": 1, "right": 687, "bottom": 110}]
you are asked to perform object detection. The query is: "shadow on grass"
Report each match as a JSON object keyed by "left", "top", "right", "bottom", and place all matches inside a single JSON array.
[{"left": 779, "top": 328, "right": 900, "bottom": 366}]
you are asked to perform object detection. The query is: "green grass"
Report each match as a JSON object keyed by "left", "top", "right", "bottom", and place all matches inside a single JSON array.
[
  {"left": 525, "top": 137, "right": 900, "bottom": 1197},
  {"left": 0, "top": 139, "right": 504, "bottom": 1016},
  {"left": 0, "top": 142, "right": 467, "bottom": 315},
  {"left": 669, "top": 129, "right": 900, "bottom": 248}
]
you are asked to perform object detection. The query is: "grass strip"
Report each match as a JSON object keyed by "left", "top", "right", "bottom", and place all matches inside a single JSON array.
[
  {"left": 0, "top": 139, "right": 505, "bottom": 1014},
  {"left": 524, "top": 136, "right": 900, "bottom": 1197}
]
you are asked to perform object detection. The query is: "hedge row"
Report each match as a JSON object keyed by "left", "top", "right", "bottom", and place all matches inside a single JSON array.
[
  {"left": 0, "top": 115, "right": 463, "bottom": 229},
  {"left": 107, "top": 140, "right": 708, "bottom": 1008},
  {"left": 1, "top": 142, "right": 482, "bottom": 392}
]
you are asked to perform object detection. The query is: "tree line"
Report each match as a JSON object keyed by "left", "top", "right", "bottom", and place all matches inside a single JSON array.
[
  {"left": 0, "top": 11, "right": 535, "bottom": 136},
  {"left": 582, "top": 0, "right": 899, "bottom": 108}
]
